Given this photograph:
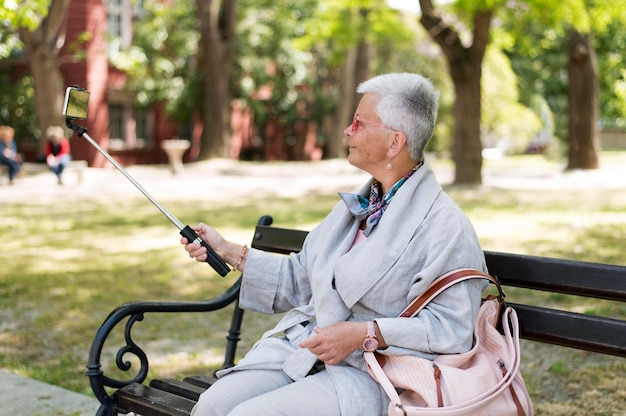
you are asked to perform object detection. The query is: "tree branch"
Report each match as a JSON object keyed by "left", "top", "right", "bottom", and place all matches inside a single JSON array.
[
  {"left": 419, "top": 0, "right": 465, "bottom": 61},
  {"left": 470, "top": 10, "right": 493, "bottom": 60}
]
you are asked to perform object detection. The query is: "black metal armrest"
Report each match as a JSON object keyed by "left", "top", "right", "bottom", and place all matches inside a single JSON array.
[
  {"left": 86, "top": 278, "right": 242, "bottom": 416},
  {"left": 87, "top": 215, "right": 278, "bottom": 416}
]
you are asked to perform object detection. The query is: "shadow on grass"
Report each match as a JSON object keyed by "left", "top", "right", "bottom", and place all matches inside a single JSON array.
[{"left": 0, "top": 171, "right": 624, "bottom": 414}]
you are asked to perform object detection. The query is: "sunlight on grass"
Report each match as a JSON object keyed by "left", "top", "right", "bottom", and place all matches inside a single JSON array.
[{"left": 0, "top": 153, "right": 625, "bottom": 412}]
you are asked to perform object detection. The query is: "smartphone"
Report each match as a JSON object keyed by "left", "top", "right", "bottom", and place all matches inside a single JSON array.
[{"left": 62, "top": 86, "right": 90, "bottom": 120}]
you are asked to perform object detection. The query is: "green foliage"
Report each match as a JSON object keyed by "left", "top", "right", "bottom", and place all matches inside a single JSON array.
[
  {"left": 110, "top": 0, "right": 199, "bottom": 119},
  {"left": 295, "top": 0, "right": 415, "bottom": 68},
  {"left": 481, "top": 46, "right": 542, "bottom": 152},
  {"left": 0, "top": 73, "right": 39, "bottom": 143},
  {"left": 0, "top": 0, "right": 49, "bottom": 29},
  {"left": 118, "top": 0, "right": 446, "bottom": 150},
  {"left": 235, "top": 0, "right": 321, "bottom": 127},
  {"left": 0, "top": 0, "right": 50, "bottom": 58},
  {"left": 500, "top": 0, "right": 590, "bottom": 35},
  {"left": 594, "top": 20, "right": 626, "bottom": 129},
  {"left": 452, "top": 0, "right": 507, "bottom": 24},
  {"left": 501, "top": 0, "right": 626, "bottom": 136}
]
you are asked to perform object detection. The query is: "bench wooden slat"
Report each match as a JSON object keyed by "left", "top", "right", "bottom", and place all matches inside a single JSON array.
[
  {"left": 510, "top": 303, "right": 626, "bottom": 357},
  {"left": 182, "top": 375, "right": 219, "bottom": 389},
  {"left": 88, "top": 216, "right": 626, "bottom": 416},
  {"left": 150, "top": 379, "right": 207, "bottom": 401},
  {"left": 115, "top": 382, "right": 195, "bottom": 416},
  {"left": 485, "top": 251, "right": 626, "bottom": 302}
]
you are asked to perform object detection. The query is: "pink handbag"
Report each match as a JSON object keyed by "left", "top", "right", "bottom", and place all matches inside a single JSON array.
[{"left": 364, "top": 268, "right": 533, "bottom": 416}]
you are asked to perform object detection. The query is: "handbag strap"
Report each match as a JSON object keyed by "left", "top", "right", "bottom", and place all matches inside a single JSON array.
[
  {"left": 399, "top": 268, "right": 504, "bottom": 318},
  {"left": 366, "top": 268, "right": 526, "bottom": 415},
  {"left": 366, "top": 306, "right": 525, "bottom": 415}
]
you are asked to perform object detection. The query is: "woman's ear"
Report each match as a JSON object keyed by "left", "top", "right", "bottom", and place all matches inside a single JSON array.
[{"left": 388, "top": 131, "right": 408, "bottom": 158}]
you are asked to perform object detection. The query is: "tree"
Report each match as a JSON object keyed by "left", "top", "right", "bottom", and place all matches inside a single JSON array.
[
  {"left": 502, "top": 0, "right": 626, "bottom": 170},
  {"left": 418, "top": 0, "right": 496, "bottom": 184},
  {"left": 120, "top": 0, "right": 437, "bottom": 162},
  {"left": 235, "top": 0, "right": 322, "bottom": 160},
  {"left": 1, "top": 0, "right": 70, "bottom": 154},
  {"left": 297, "top": 0, "right": 415, "bottom": 158},
  {"left": 122, "top": 0, "right": 238, "bottom": 160},
  {"left": 195, "top": 0, "right": 237, "bottom": 159},
  {"left": 302, "top": 2, "right": 373, "bottom": 159},
  {"left": 481, "top": 47, "right": 541, "bottom": 153},
  {"left": 0, "top": 71, "right": 38, "bottom": 143},
  {"left": 594, "top": 20, "right": 626, "bottom": 131},
  {"left": 567, "top": 30, "right": 599, "bottom": 169},
  {"left": 562, "top": 1, "right": 626, "bottom": 169}
]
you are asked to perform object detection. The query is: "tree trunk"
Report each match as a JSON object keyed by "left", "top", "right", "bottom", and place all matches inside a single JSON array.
[
  {"left": 419, "top": 0, "right": 491, "bottom": 184},
  {"left": 195, "top": 0, "right": 237, "bottom": 160},
  {"left": 567, "top": 30, "right": 599, "bottom": 170},
  {"left": 18, "top": 0, "right": 71, "bottom": 157},
  {"left": 451, "top": 60, "right": 483, "bottom": 184},
  {"left": 326, "top": 7, "right": 372, "bottom": 159},
  {"left": 353, "top": 38, "right": 372, "bottom": 108},
  {"left": 327, "top": 46, "right": 357, "bottom": 159}
]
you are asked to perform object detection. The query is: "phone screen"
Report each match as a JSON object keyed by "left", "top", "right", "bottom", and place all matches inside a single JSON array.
[{"left": 62, "top": 87, "right": 90, "bottom": 120}]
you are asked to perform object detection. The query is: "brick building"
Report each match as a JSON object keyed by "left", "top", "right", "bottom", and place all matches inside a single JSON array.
[
  {"left": 10, "top": 0, "right": 322, "bottom": 166},
  {"left": 56, "top": 0, "right": 181, "bottom": 167}
]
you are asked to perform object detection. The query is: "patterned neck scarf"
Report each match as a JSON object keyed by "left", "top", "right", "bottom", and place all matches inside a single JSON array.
[{"left": 339, "top": 162, "right": 423, "bottom": 237}]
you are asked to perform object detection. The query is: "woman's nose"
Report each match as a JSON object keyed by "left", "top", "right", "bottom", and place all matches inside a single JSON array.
[{"left": 343, "top": 125, "right": 353, "bottom": 137}]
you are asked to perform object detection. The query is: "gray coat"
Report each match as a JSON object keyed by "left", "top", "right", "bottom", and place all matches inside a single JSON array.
[{"left": 218, "top": 163, "right": 487, "bottom": 416}]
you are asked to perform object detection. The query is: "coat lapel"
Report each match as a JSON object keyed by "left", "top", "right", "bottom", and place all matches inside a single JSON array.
[{"left": 332, "top": 165, "right": 442, "bottom": 308}]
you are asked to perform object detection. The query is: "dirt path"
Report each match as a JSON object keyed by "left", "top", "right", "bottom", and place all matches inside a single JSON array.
[{"left": 2, "top": 155, "right": 625, "bottom": 206}]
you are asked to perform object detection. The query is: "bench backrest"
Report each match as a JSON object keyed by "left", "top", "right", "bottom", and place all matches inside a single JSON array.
[{"left": 250, "top": 216, "right": 626, "bottom": 358}]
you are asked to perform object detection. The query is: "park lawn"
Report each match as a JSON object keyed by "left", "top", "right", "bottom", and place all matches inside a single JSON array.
[{"left": 0, "top": 153, "right": 625, "bottom": 415}]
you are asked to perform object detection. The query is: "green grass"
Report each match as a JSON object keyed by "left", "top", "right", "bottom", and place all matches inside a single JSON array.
[
  {"left": 1, "top": 153, "right": 625, "bottom": 415},
  {"left": 0, "top": 194, "right": 339, "bottom": 394}
]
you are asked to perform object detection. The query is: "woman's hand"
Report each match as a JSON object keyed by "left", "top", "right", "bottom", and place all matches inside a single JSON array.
[
  {"left": 46, "top": 154, "right": 57, "bottom": 167},
  {"left": 180, "top": 222, "right": 226, "bottom": 263},
  {"left": 180, "top": 223, "right": 248, "bottom": 271},
  {"left": 299, "top": 321, "right": 367, "bottom": 365}
]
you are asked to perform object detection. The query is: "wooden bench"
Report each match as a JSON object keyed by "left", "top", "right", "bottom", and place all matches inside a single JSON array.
[
  {"left": 1, "top": 160, "right": 88, "bottom": 183},
  {"left": 86, "top": 215, "right": 626, "bottom": 416}
]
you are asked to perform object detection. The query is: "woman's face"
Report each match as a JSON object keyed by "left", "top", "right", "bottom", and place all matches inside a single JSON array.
[{"left": 343, "top": 94, "right": 393, "bottom": 173}]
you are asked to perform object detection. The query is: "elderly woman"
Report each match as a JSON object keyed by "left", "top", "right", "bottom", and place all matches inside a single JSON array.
[
  {"left": 182, "top": 73, "right": 487, "bottom": 416},
  {"left": 45, "top": 125, "right": 72, "bottom": 184}
]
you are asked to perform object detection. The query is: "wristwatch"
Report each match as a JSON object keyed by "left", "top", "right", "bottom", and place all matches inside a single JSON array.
[{"left": 363, "top": 321, "right": 379, "bottom": 352}]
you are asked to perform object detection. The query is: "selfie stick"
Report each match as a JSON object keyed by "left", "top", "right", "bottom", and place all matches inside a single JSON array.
[{"left": 65, "top": 119, "right": 231, "bottom": 277}]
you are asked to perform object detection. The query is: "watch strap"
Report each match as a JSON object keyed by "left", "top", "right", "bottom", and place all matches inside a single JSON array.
[{"left": 366, "top": 321, "right": 377, "bottom": 338}]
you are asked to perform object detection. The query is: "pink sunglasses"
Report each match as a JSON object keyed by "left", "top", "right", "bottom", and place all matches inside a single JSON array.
[{"left": 351, "top": 114, "right": 398, "bottom": 132}]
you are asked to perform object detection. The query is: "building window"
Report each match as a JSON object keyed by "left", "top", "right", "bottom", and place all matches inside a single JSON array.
[
  {"left": 135, "top": 107, "right": 152, "bottom": 148},
  {"left": 108, "top": 102, "right": 154, "bottom": 150},
  {"left": 106, "top": 1, "right": 122, "bottom": 37},
  {"left": 105, "top": 0, "right": 143, "bottom": 54},
  {"left": 133, "top": 0, "right": 146, "bottom": 18}
]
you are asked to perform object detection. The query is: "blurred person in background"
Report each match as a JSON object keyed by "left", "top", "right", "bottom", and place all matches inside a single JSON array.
[
  {"left": 0, "top": 125, "right": 22, "bottom": 185},
  {"left": 45, "top": 126, "right": 72, "bottom": 185}
]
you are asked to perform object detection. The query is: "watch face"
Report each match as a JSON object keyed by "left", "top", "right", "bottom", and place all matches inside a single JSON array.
[{"left": 363, "top": 337, "right": 378, "bottom": 352}]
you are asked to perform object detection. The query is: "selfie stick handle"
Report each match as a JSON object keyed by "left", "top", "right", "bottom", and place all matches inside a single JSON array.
[{"left": 66, "top": 120, "right": 231, "bottom": 277}]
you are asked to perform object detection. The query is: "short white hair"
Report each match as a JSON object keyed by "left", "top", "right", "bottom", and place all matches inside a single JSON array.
[{"left": 357, "top": 73, "right": 439, "bottom": 162}]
